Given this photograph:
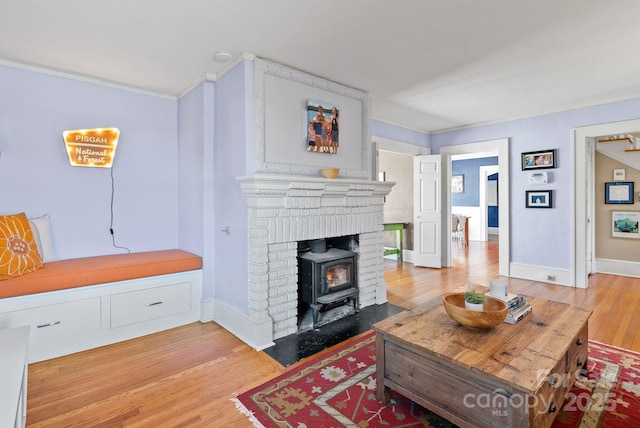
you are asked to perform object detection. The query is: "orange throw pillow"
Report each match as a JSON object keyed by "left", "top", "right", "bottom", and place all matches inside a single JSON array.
[{"left": 0, "top": 213, "right": 43, "bottom": 280}]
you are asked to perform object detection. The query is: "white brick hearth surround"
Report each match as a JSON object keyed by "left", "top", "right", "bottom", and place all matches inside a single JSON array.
[{"left": 239, "top": 175, "right": 394, "bottom": 343}]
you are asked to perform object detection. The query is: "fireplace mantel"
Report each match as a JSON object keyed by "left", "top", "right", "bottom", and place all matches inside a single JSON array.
[{"left": 238, "top": 174, "right": 394, "bottom": 207}]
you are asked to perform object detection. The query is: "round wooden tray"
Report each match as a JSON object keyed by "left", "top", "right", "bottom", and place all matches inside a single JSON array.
[{"left": 442, "top": 292, "right": 508, "bottom": 328}]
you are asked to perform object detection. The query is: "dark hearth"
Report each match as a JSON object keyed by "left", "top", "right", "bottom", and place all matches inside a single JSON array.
[{"left": 263, "top": 302, "right": 405, "bottom": 367}]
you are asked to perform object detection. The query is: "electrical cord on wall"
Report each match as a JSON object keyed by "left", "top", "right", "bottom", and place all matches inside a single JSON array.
[{"left": 110, "top": 166, "right": 131, "bottom": 253}]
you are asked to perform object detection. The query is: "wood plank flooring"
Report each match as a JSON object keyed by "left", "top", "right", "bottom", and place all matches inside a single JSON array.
[{"left": 26, "top": 240, "right": 640, "bottom": 427}]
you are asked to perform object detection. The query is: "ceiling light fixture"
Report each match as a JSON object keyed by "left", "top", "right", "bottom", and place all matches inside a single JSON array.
[{"left": 213, "top": 51, "right": 233, "bottom": 62}]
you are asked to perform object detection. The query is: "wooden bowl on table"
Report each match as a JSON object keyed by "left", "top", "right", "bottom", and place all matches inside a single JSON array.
[{"left": 442, "top": 292, "right": 508, "bottom": 329}]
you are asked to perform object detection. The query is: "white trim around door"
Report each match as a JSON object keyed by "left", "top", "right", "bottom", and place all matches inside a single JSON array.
[
  {"left": 440, "top": 138, "right": 510, "bottom": 277},
  {"left": 573, "top": 118, "right": 640, "bottom": 288}
]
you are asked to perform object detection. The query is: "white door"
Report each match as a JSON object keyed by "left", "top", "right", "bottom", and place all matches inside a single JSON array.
[{"left": 413, "top": 155, "right": 442, "bottom": 268}]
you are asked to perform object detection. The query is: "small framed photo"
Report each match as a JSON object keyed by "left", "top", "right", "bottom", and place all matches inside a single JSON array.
[
  {"left": 605, "top": 181, "right": 634, "bottom": 204},
  {"left": 306, "top": 99, "right": 339, "bottom": 154},
  {"left": 612, "top": 211, "right": 640, "bottom": 239},
  {"left": 451, "top": 175, "right": 464, "bottom": 193},
  {"left": 613, "top": 168, "right": 626, "bottom": 181},
  {"left": 521, "top": 149, "right": 557, "bottom": 170},
  {"left": 526, "top": 190, "right": 552, "bottom": 208}
]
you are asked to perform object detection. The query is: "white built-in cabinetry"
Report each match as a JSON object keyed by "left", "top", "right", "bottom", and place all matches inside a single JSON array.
[
  {"left": 0, "top": 270, "right": 202, "bottom": 363},
  {"left": 0, "top": 326, "right": 30, "bottom": 428}
]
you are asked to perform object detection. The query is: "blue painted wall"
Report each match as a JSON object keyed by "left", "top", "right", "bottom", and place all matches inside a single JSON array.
[
  {"left": 451, "top": 157, "right": 498, "bottom": 206},
  {"left": 6, "top": 56, "right": 640, "bottom": 309},
  {"left": 372, "top": 120, "right": 430, "bottom": 147},
  {"left": 212, "top": 60, "right": 252, "bottom": 310},
  {"left": 0, "top": 63, "right": 180, "bottom": 260},
  {"left": 488, "top": 173, "right": 499, "bottom": 227},
  {"left": 432, "top": 98, "right": 640, "bottom": 270}
]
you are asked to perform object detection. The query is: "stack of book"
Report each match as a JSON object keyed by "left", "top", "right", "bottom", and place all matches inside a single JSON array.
[{"left": 487, "top": 292, "right": 532, "bottom": 324}]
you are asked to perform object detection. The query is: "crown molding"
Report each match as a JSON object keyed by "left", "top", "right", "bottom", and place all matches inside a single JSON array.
[
  {"left": 177, "top": 53, "right": 255, "bottom": 99},
  {"left": 0, "top": 59, "right": 176, "bottom": 100}
]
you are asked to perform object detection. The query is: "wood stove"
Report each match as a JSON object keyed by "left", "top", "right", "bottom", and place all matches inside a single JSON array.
[{"left": 298, "top": 240, "right": 358, "bottom": 328}]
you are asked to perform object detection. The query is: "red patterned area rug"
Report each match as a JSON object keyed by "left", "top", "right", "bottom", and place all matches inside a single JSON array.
[{"left": 232, "top": 332, "right": 640, "bottom": 427}]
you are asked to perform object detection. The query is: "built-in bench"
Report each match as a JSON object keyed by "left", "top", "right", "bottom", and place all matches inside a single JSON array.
[{"left": 0, "top": 250, "right": 203, "bottom": 362}]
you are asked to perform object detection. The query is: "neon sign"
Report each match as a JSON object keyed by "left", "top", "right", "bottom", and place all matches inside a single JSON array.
[{"left": 62, "top": 128, "right": 120, "bottom": 168}]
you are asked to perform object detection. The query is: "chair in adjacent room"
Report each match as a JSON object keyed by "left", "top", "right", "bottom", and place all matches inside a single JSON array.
[{"left": 452, "top": 214, "right": 467, "bottom": 249}]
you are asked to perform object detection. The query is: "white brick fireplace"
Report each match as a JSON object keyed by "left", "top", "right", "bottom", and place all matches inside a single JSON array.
[{"left": 238, "top": 174, "right": 394, "bottom": 343}]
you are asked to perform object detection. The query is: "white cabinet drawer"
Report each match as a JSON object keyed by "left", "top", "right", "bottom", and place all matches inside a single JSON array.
[
  {"left": 110, "top": 282, "right": 191, "bottom": 328},
  {"left": 0, "top": 298, "right": 101, "bottom": 345}
]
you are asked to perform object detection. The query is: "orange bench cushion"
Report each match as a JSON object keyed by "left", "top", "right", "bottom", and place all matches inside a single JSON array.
[{"left": 0, "top": 249, "right": 202, "bottom": 299}]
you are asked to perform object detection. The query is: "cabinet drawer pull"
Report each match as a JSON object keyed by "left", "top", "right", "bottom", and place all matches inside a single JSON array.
[
  {"left": 146, "top": 301, "right": 163, "bottom": 307},
  {"left": 548, "top": 403, "right": 557, "bottom": 414},
  {"left": 576, "top": 338, "right": 583, "bottom": 346},
  {"left": 37, "top": 321, "right": 61, "bottom": 328},
  {"left": 577, "top": 360, "right": 583, "bottom": 367},
  {"left": 548, "top": 377, "right": 557, "bottom": 387}
]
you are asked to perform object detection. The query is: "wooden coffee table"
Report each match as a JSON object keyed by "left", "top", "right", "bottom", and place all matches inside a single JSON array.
[{"left": 372, "top": 292, "right": 591, "bottom": 428}]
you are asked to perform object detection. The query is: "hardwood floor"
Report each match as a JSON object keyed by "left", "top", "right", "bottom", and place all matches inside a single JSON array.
[{"left": 26, "top": 240, "right": 640, "bottom": 426}]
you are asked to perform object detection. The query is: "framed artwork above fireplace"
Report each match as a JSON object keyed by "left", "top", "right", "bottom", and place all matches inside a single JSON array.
[
  {"left": 253, "top": 58, "right": 371, "bottom": 179},
  {"left": 306, "top": 99, "right": 340, "bottom": 154}
]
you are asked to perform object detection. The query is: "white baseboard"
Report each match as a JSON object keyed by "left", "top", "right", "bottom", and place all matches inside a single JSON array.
[
  {"left": 509, "top": 262, "right": 573, "bottom": 287},
  {"left": 200, "top": 298, "right": 214, "bottom": 322},
  {"left": 212, "top": 300, "right": 274, "bottom": 351},
  {"left": 595, "top": 258, "right": 640, "bottom": 278}
]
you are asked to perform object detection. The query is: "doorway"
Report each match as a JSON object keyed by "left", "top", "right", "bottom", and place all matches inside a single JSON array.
[
  {"left": 574, "top": 118, "right": 640, "bottom": 288},
  {"left": 374, "top": 137, "right": 509, "bottom": 277},
  {"left": 479, "top": 165, "right": 500, "bottom": 242},
  {"left": 441, "top": 139, "right": 510, "bottom": 277},
  {"left": 374, "top": 137, "right": 430, "bottom": 264},
  {"left": 450, "top": 156, "right": 499, "bottom": 243}
]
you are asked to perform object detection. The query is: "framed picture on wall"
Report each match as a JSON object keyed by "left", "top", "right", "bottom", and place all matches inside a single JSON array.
[
  {"left": 451, "top": 175, "right": 464, "bottom": 193},
  {"left": 605, "top": 181, "right": 634, "bottom": 204},
  {"left": 525, "top": 190, "right": 552, "bottom": 208},
  {"left": 306, "top": 99, "right": 339, "bottom": 154},
  {"left": 521, "top": 149, "right": 557, "bottom": 170},
  {"left": 612, "top": 211, "right": 640, "bottom": 239},
  {"left": 613, "top": 168, "right": 626, "bottom": 181}
]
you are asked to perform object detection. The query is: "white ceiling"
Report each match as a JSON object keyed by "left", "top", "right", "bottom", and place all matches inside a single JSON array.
[{"left": 2, "top": 0, "right": 640, "bottom": 133}]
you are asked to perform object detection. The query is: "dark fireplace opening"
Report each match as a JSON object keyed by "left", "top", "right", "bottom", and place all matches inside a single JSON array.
[{"left": 297, "top": 235, "right": 359, "bottom": 331}]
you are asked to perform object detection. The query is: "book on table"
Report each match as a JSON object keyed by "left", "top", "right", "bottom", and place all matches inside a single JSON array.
[
  {"left": 483, "top": 291, "right": 532, "bottom": 323},
  {"left": 486, "top": 292, "right": 526, "bottom": 311},
  {"left": 505, "top": 302, "right": 532, "bottom": 324}
]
